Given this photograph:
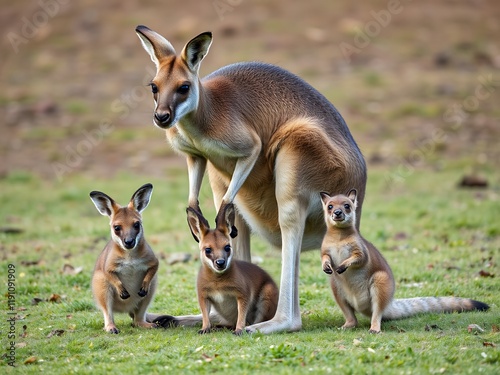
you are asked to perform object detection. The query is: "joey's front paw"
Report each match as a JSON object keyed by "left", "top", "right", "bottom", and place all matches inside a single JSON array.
[
  {"left": 323, "top": 263, "right": 333, "bottom": 274},
  {"left": 198, "top": 328, "right": 211, "bottom": 334},
  {"left": 138, "top": 288, "right": 148, "bottom": 297},
  {"left": 120, "top": 289, "right": 130, "bottom": 299},
  {"left": 335, "top": 265, "right": 347, "bottom": 274}
]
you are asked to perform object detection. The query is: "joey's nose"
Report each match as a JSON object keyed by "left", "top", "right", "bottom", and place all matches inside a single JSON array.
[
  {"left": 154, "top": 112, "right": 170, "bottom": 124},
  {"left": 215, "top": 259, "right": 226, "bottom": 269},
  {"left": 334, "top": 209, "right": 343, "bottom": 217},
  {"left": 123, "top": 238, "right": 136, "bottom": 249}
]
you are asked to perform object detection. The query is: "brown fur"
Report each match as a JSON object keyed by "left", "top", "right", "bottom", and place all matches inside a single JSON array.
[
  {"left": 136, "top": 27, "right": 366, "bottom": 333},
  {"left": 187, "top": 204, "right": 278, "bottom": 335},
  {"left": 320, "top": 190, "right": 489, "bottom": 333},
  {"left": 90, "top": 184, "right": 159, "bottom": 334}
]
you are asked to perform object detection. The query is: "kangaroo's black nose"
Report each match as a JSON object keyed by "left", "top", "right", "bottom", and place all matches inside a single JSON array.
[
  {"left": 154, "top": 112, "right": 170, "bottom": 124},
  {"left": 124, "top": 238, "right": 136, "bottom": 249},
  {"left": 215, "top": 259, "right": 226, "bottom": 268},
  {"left": 334, "top": 209, "right": 342, "bottom": 217}
]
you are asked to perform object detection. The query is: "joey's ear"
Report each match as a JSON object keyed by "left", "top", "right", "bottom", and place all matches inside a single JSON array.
[
  {"left": 90, "top": 191, "right": 119, "bottom": 217},
  {"left": 216, "top": 203, "right": 238, "bottom": 238},
  {"left": 229, "top": 227, "right": 238, "bottom": 238},
  {"left": 129, "top": 183, "right": 153, "bottom": 213},
  {"left": 320, "top": 192, "right": 331, "bottom": 205},
  {"left": 135, "top": 25, "right": 176, "bottom": 68},
  {"left": 347, "top": 189, "right": 357, "bottom": 206},
  {"left": 180, "top": 32, "right": 212, "bottom": 73},
  {"left": 186, "top": 207, "right": 210, "bottom": 243}
]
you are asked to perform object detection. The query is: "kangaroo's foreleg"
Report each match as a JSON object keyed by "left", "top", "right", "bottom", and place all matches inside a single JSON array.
[
  {"left": 220, "top": 140, "right": 261, "bottom": 205},
  {"left": 187, "top": 155, "right": 207, "bottom": 212},
  {"left": 336, "top": 246, "right": 366, "bottom": 274}
]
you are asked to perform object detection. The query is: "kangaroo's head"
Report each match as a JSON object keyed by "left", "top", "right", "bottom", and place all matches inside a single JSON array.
[
  {"left": 187, "top": 204, "right": 238, "bottom": 274},
  {"left": 135, "top": 25, "right": 212, "bottom": 129},
  {"left": 90, "top": 183, "right": 153, "bottom": 251},
  {"left": 320, "top": 189, "right": 357, "bottom": 229}
]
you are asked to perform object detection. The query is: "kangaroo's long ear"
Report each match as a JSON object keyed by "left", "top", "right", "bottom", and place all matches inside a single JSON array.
[
  {"left": 135, "top": 25, "right": 176, "bottom": 68},
  {"left": 90, "top": 191, "right": 119, "bottom": 217},
  {"left": 129, "top": 183, "right": 153, "bottom": 213},
  {"left": 216, "top": 203, "right": 238, "bottom": 239},
  {"left": 320, "top": 192, "right": 331, "bottom": 205},
  {"left": 347, "top": 189, "right": 357, "bottom": 207},
  {"left": 180, "top": 32, "right": 212, "bottom": 73},
  {"left": 186, "top": 207, "right": 210, "bottom": 243}
]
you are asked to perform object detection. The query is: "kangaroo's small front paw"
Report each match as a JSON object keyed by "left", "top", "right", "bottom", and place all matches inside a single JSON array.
[
  {"left": 369, "top": 329, "right": 381, "bottom": 334},
  {"left": 198, "top": 328, "right": 211, "bottom": 334},
  {"left": 120, "top": 289, "right": 130, "bottom": 299},
  {"left": 336, "top": 265, "right": 347, "bottom": 274},
  {"left": 138, "top": 288, "right": 148, "bottom": 297},
  {"left": 233, "top": 329, "right": 244, "bottom": 336}
]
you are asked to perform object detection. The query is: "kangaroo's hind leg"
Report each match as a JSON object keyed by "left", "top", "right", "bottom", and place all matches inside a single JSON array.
[{"left": 368, "top": 271, "right": 394, "bottom": 333}]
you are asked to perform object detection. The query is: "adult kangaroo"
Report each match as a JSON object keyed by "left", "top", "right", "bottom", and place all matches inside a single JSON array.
[{"left": 136, "top": 25, "right": 367, "bottom": 334}]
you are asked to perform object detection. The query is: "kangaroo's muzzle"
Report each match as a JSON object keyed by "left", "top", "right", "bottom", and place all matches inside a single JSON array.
[{"left": 214, "top": 258, "right": 226, "bottom": 271}]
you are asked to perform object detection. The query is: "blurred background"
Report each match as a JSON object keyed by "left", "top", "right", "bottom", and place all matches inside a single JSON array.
[{"left": 0, "top": 0, "right": 499, "bottom": 183}]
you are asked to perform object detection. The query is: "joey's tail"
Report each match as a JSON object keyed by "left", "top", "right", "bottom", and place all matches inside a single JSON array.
[{"left": 382, "top": 297, "right": 489, "bottom": 320}]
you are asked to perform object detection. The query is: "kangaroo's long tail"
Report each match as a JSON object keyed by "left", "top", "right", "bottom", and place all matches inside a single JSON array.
[{"left": 382, "top": 297, "right": 489, "bottom": 320}]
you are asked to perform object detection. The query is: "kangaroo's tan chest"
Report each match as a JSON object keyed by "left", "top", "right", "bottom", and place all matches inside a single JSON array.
[
  {"left": 333, "top": 269, "right": 372, "bottom": 313},
  {"left": 114, "top": 258, "right": 148, "bottom": 288}
]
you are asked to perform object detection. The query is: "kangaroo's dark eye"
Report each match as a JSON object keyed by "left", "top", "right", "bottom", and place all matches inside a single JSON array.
[
  {"left": 205, "top": 248, "right": 212, "bottom": 255},
  {"left": 344, "top": 204, "right": 351, "bottom": 210},
  {"left": 327, "top": 204, "right": 333, "bottom": 210},
  {"left": 150, "top": 83, "right": 158, "bottom": 94},
  {"left": 177, "top": 84, "right": 190, "bottom": 94},
  {"left": 114, "top": 225, "right": 121, "bottom": 232},
  {"left": 133, "top": 222, "right": 140, "bottom": 229},
  {"left": 224, "top": 245, "right": 231, "bottom": 253}
]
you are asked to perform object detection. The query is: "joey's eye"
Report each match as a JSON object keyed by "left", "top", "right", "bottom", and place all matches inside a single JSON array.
[
  {"left": 205, "top": 248, "right": 212, "bottom": 255},
  {"left": 177, "top": 84, "right": 190, "bottom": 94},
  {"left": 150, "top": 83, "right": 158, "bottom": 94},
  {"left": 133, "top": 222, "right": 140, "bottom": 229},
  {"left": 224, "top": 245, "right": 231, "bottom": 253},
  {"left": 327, "top": 204, "right": 333, "bottom": 210},
  {"left": 344, "top": 204, "right": 351, "bottom": 210},
  {"left": 114, "top": 225, "right": 121, "bottom": 232}
]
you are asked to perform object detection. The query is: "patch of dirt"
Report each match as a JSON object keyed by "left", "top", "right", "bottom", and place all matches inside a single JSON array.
[{"left": 0, "top": 0, "right": 499, "bottom": 180}]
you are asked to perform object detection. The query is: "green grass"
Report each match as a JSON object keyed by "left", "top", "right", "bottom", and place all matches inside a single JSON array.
[{"left": 1, "top": 166, "right": 498, "bottom": 374}]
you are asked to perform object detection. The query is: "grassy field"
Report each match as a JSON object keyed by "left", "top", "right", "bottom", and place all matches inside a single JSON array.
[
  {"left": 1, "top": 0, "right": 499, "bottom": 373},
  {"left": 1, "top": 164, "right": 498, "bottom": 374}
]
